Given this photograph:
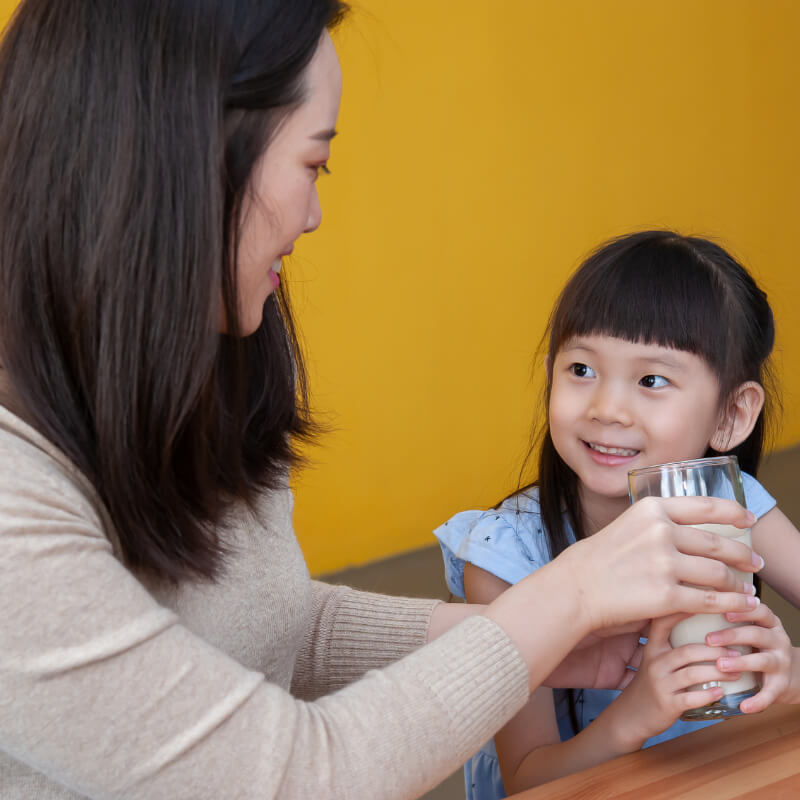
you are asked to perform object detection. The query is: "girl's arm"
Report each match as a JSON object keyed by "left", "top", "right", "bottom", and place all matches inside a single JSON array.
[
  {"left": 737, "top": 506, "right": 800, "bottom": 707},
  {"left": 751, "top": 506, "right": 800, "bottom": 607},
  {"left": 508, "top": 614, "right": 740, "bottom": 786},
  {"left": 469, "top": 559, "right": 737, "bottom": 793}
]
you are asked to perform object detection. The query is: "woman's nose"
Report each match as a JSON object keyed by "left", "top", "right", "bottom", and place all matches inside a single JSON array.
[
  {"left": 305, "top": 187, "right": 322, "bottom": 233},
  {"left": 589, "top": 383, "right": 633, "bottom": 426}
]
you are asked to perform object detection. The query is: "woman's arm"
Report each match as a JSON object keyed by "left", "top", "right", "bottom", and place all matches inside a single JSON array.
[
  {"left": 292, "top": 580, "right": 440, "bottom": 700},
  {"left": 463, "top": 563, "right": 566, "bottom": 792},
  {"left": 0, "top": 446, "right": 531, "bottom": 800}
]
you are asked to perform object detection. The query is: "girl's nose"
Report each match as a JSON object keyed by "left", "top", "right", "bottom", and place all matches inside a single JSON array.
[{"left": 589, "top": 383, "right": 633, "bottom": 426}]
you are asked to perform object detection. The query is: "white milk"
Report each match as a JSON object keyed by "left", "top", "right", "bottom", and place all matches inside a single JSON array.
[{"left": 669, "top": 523, "right": 757, "bottom": 695}]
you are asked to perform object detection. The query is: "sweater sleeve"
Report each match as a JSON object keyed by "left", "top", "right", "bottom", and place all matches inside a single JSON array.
[
  {"left": 0, "top": 464, "right": 529, "bottom": 799},
  {"left": 290, "top": 581, "right": 441, "bottom": 700}
]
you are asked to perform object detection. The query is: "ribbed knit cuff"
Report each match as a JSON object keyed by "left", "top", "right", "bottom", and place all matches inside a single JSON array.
[{"left": 309, "top": 584, "right": 440, "bottom": 693}]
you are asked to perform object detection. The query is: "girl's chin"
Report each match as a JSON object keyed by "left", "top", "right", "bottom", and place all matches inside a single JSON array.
[{"left": 579, "top": 477, "right": 631, "bottom": 503}]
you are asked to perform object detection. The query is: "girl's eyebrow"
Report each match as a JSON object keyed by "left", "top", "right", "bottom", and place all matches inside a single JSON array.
[
  {"left": 560, "top": 339, "right": 595, "bottom": 354},
  {"left": 636, "top": 354, "right": 687, "bottom": 371}
]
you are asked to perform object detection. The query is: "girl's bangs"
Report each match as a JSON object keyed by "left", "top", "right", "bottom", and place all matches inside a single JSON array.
[{"left": 552, "top": 241, "right": 730, "bottom": 370}]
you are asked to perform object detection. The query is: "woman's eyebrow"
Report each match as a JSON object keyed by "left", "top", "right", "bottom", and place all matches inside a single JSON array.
[{"left": 310, "top": 128, "right": 338, "bottom": 141}]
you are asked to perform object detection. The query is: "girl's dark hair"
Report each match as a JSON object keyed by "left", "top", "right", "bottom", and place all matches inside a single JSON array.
[
  {"left": 0, "top": 0, "right": 348, "bottom": 582},
  {"left": 520, "top": 230, "right": 776, "bottom": 735}
]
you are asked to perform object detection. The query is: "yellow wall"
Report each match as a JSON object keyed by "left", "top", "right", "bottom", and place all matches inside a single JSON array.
[
  {"left": 2, "top": 1, "right": 799, "bottom": 574},
  {"left": 296, "top": 0, "right": 800, "bottom": 573}
]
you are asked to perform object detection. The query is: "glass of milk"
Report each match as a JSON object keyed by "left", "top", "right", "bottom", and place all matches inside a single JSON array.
[{"left": 628, "top": 455, "right": 758, "bottom": 721}]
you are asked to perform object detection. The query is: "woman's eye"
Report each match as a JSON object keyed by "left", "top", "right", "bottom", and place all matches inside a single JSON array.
[
  {"left": 312, "top": 163, "right": 331, "bottom": 180},
  {"left": 640, "top": 374, "right": 669, "bottom": 389},
  {"left": 569, "top": 363, "right": 595, "bottom": 378}
]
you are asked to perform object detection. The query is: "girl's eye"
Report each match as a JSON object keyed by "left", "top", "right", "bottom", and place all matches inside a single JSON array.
[
  {"left": 312, "top": 163, "right": 331, "bottom": 180},
  {"left": 640, "top": 374, "right": 669, "bottom": 389},
  {"left": 569, "top": 363, "right": 595, "bottom": 378}
]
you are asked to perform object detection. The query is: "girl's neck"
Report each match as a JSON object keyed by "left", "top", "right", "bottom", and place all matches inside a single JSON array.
[{"left": 577, "top": 483, "right": 631, "bottom": 536}]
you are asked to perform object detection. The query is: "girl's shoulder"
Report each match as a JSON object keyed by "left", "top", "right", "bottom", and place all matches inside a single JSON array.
[
  {"left": 741, "top": 471, "right": 776, "bottom": 519},
  {"left": 433, "top": 488, "right": 554, "bottom": 598}
]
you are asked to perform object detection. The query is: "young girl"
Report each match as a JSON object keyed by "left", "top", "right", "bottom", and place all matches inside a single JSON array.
[{"left": 435, "top": 230, "right": 800, "bottom": 799}]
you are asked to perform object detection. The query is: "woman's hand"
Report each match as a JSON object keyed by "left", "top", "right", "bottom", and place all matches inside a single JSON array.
[
  {"left": 543, "top": 629, "right": 643, "bottom": 690},
  {"left": 562, "top": 496, "right": 761, "bottom": 632},
  {"left": 610, "top": 615, "right": 740, "bottom": 750},
  {"left": 708, "top": 602, "right": 798, "bottom": 713},
  {"left": 484, "top": 496, "right": 758, "bottom": 693}
]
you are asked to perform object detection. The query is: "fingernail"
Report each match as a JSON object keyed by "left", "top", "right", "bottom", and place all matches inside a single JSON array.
[
  {"left": 752, "top": 553, "right": 765, "bottom": 570},
  {"left": 747, "top": 583, "right": 758, "bottom": 596},
  {"left": 746, "top": 596, "right": 760, "bottom": 609},
  {"left": 727, "top": 649, "right": 740, "bottom": 657},
  {"left": 707, "top": 633, "right": 721, "bottom": 645},
  {"left": 719, "top": 658, "right": 731, "bottom": 670},
  {"left": 746, "top": 511, "right": 757, "bottom": 523}
]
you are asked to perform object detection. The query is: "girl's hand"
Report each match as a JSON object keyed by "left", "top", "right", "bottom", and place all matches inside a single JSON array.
[
  {"left": 563, "top": 496, "right": 761, "bottom": 632},
  {"left": 707, "top": 602, "right": 795, "bottom": 713},
  {"left": 615, "top": 614, "right": 740, "bottom": 749}
]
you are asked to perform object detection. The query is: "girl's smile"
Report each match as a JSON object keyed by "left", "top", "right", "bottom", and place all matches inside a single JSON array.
[{"left": 583, "top": 440, "right": 640, "bottom": 466}]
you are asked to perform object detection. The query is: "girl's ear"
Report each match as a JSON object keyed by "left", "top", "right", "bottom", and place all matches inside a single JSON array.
[{"left": 709, "top": 381, "right": 765, "bottom": 451}]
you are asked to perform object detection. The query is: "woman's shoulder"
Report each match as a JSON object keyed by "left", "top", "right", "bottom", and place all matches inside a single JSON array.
[
  {"left": 0, "top": 406, "right": 118, "bottom": 550},
  {"left": 433, "top": 487, "right": 552, "bottom": 597}
]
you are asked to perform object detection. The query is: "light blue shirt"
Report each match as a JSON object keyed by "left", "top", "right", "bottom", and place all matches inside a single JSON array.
[{"left": 434, "top": 472, "right": 776, "bottom": 800}]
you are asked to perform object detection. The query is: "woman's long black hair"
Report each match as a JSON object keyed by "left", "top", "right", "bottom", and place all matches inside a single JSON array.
[
  {"left": 512, "top": 230, "right": 777, "bottom": 734},
  {"left": 0, "top": 0, "right": 348, "bottom": 582}
]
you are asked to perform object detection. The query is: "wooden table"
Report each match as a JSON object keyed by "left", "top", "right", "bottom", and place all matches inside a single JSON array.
[{"left": 507, "top": 703, "right": 800, "bottom": 799}]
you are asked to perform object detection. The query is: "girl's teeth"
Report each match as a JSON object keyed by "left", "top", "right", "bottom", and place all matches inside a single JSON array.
[{"left": 589, "top": 443, "right": 638, "bottom": 456}]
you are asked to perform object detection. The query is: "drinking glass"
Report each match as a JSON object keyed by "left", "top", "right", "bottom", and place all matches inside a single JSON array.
[{"left": 628, "top": 455, "right": 758, "bottom": 720}]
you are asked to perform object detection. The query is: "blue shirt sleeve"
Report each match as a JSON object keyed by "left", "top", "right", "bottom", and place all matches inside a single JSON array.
[
  {"left": 741, "top": 471, "right": 776, "bottom": 519},
  {"left": 433, "top": 497, "right": 552, "bottom": 599}
]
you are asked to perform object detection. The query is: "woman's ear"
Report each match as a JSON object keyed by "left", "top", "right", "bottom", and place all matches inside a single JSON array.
[{"left": 709, "top": 381, "right": 765, "bottom": 451}]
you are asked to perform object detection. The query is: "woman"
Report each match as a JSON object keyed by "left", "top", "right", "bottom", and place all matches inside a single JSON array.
[{"left": 0, "top": 1, "right": 760, "bottom": 798}]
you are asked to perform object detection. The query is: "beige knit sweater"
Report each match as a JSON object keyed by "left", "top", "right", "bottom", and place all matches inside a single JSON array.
[{"left": 0, "top": 407, "right": 529, "bottom": 799}]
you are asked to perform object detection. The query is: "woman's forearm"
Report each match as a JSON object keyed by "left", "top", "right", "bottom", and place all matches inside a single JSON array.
[
  {"left": 426, "top": 601, "right": 485, "bottom": 642},
  {"left": 427, "top": 564, "right": 590, "bottom": 691},
  {"left": 483, "top": 559, "right": 589, "bottom": 691}
]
